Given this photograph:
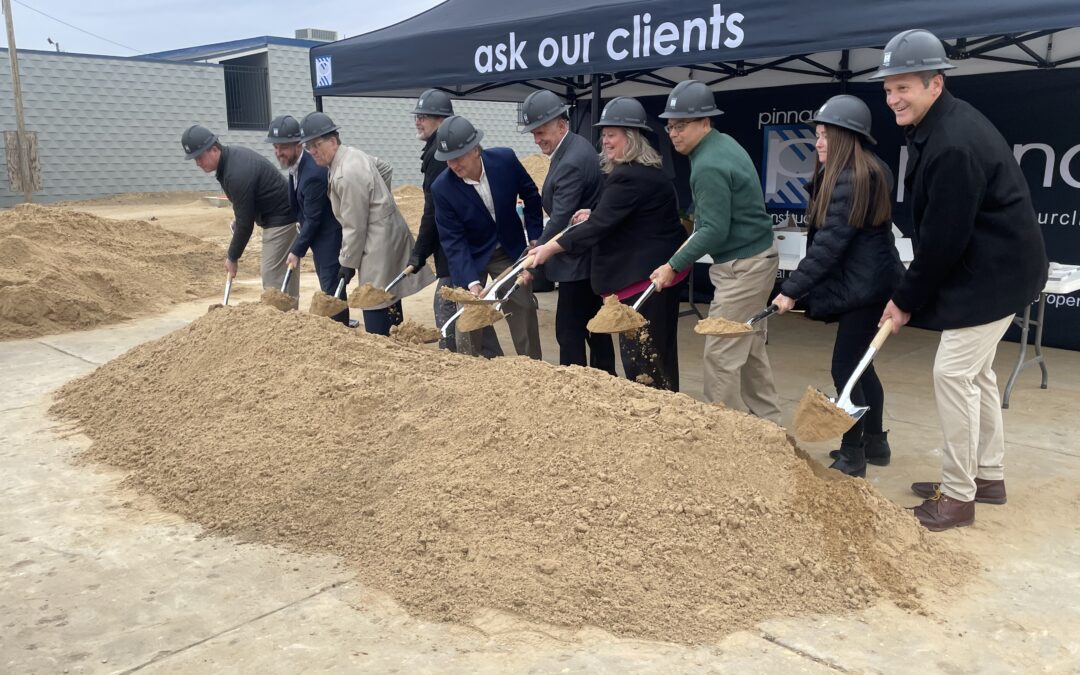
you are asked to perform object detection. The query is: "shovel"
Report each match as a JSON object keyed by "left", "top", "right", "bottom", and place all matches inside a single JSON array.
[
  {"left": 695, "top": 304, "right": 779, "bottom": 337},
  {"left": 350, "top": 265, "right": 416, "bottom": 310},
  {"left": 261, "top": 263, "right": 297, "bottom": 311},
  {"left": 792, "top": 318, "right": 894, "bottom": 442},
  {"left": 222, "top": 274, "right": 233, "bottom": 306},
  {"left": 309, "top": 277, "right": 350, "bottom": 318}
]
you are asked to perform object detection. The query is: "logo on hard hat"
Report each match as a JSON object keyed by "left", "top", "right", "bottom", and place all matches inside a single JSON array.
[
  {"left": 883, "top": 52, "right": 892, "bottom": 67},
  {"left": 670, "top": 98, "right": 677, "bottom": 108},
  {"left": 523, "top": 112, "right": 529, "bottom": 122},
  {"left": 271, "top": 127, "right": 279, "bottom": 136},
  {"left": 441, "top": 140, "right": 449, "bottom": 151}
]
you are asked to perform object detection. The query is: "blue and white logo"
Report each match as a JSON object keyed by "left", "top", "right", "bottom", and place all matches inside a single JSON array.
[
  {"left": 315, "top": 56, "right": 333, "bottom": 88},
  {"left": 761, "top": 124, "right": 816, "bottom": 208}
]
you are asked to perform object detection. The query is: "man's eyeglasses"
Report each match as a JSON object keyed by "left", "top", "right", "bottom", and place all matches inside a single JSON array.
[
  {"left": 415, "top": 114, "right": 436, "bottom": 122},
  {"left": 664, "top": 120, "right": 696, "bottom": 135},
  {"left": 303, "top": 138, "right": 328, "bottom": 151}
]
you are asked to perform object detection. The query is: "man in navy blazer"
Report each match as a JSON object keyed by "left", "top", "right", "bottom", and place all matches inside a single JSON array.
[
  {"left": 431, "top": 115, "right": 543, "bottom": 359},
  {"left": 267, "top": 115, "right": 347, "bottom": 324}
]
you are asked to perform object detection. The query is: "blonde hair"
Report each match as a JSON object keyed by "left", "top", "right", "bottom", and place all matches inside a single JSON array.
[{"left": 599, "top": 127, "right": 663, "bottom": 173}]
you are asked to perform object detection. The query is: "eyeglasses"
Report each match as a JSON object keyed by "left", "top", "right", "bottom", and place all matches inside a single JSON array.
[
  {"left": 303, "top": 138, "right": 328, "bottom": 151},
  {"left": 664, "top": 120, "right": 698, "bottom": 135},
  {"left": 414, "top": 114, "right": 436, "bottom": 122}
]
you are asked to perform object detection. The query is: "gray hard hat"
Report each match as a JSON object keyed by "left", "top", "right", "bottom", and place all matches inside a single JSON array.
[
  {"left": 869, "top": 28, "right": 956, "bottom": 80},
  {"left": 181, "top": 124, "right": 218, "bottom": 160},
  {"left": 433, "top": 115, "right": 484, "bottom": 161},
  {"left": 298, "top": 112, "right": 340, "bottom": 144},
  {"left": 658, "top": 80, "right": 724, "bottom": 119},
  {"left": 811, "top": 95, "right": 876, "bottom": 145},
  {"left": 265, "top": 115, "right": 302, "bottom": 143},
  {"left": 519, "top": 90, "right": 571, "bottom": 132},
  {"left": 412, "top": 89, "right": 454, "bottom": 117},
  {"left": 593, "top": 97, "right": 651, "bottom": 131}
]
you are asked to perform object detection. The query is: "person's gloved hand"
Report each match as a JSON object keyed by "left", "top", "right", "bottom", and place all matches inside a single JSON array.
[{"left": 337, "top": 266, "right": 356, "bottom": 284}]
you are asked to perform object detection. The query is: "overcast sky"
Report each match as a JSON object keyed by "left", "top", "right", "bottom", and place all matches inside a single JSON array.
[{"left": 1, "top": 0, "right": 444, "bottom": 56}]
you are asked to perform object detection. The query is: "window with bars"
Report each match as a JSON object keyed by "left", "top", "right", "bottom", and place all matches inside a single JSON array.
[{"left": 223, "top": 62, "right": 271, "bottom": 131}]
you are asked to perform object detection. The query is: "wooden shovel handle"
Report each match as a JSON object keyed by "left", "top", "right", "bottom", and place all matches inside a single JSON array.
[{"left": 871, "top": 318, "right": 893, "bottom": 350}]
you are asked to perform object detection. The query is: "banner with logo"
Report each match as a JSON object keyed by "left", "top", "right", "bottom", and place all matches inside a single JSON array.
[{"left": 624, "top": 68, "right": 1080, "bottom": 350}]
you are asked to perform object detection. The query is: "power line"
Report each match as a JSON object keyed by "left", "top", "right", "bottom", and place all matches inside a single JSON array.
[{"left": 11, "top": 0, "right": 144, "bottom": 54}]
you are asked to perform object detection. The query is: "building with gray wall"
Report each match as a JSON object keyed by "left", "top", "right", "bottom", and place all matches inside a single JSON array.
[{"left": 1, "top": 38, "right": 540, "bottom": 208}]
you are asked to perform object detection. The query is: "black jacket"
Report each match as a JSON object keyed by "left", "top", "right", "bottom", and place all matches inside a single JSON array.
[
  {"left": 781, "top": 162, "right": 903, "bottom": 320},
  {"left": 410, "top": 135, "right": 450, "bottom": 278},
  {"left": 559, "top": 162, "right": 686, "bottom": 295},
  {"left": 216, "top": 145, "right": 295, "bottom": 262},
  {"left": 893, "top": 90, "right": 1047, "bottom": 330},
  {"left": 537, "top": 131, "right": 603, "bottom": 282},
  {"left": 288, "top": 151, "right": 342, "bottom": 260}
]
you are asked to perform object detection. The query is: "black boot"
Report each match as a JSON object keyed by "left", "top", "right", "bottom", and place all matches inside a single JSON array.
[
  {"left": 828, "top": 441, "right": 866, "bottom": 478},
  {"left": 830, "top": 430, "right": 891, "bottom": 466},
  {"left": 863, "top": 431, "right": 891, "bottom": 466}
]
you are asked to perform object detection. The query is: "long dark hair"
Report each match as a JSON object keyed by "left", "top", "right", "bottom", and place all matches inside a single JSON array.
[{"left": 806, "top": 124, "right": 891, "bottom": 229}]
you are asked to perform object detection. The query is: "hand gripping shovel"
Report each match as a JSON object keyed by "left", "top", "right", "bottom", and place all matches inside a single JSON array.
[
  {"left": 695, "top": 304, "right": 779, "bottom": 337},
  {"left": 792, "top": 318, "right": 893, "bottom": 442}
]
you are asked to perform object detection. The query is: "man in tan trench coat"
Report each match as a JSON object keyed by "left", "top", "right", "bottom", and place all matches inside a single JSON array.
[{"left": 299, "top": 112, "right": 434, "bottom": 334}]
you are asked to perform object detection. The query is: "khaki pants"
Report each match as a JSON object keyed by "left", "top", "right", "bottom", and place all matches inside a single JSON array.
[
  {"left": 261, "top": 224, "right": 300, "bottom": 307},
  {"left": 461, "top": 248, "right": 541, "bottom": 360},
  {"left": 703, "top": 246, "right": 782, "bottom": 424},
  {"left": 934, "top": 314, "right": 1013, "bottom": 502}
]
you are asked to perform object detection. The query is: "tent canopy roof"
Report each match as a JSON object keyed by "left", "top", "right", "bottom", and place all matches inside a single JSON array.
[{"left": 310, "top": 0, "right": 1080, "bottom": 100}]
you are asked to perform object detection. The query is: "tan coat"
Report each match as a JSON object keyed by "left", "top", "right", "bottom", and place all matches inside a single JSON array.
[{"left": 327, "top": 145, "right": 434, "bottom": 309}]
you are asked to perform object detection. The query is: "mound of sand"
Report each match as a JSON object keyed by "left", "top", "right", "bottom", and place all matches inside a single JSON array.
[
  {"left": 51, "top": 304, "right": 967, "bottom": 644},
  {"left": 521, "top": 153, "right": 550, "bottom": 188},
  {"left": 0, "top": 204, "right": 223, "bottom": 341},
  {"left": 393, "top": 184, "right": 426, "bottom": 239}
]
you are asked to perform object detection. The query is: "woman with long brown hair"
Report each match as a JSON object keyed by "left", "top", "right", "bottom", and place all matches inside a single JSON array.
[{"left": 772, "top": 95, "right": 904, "bottom": 477}]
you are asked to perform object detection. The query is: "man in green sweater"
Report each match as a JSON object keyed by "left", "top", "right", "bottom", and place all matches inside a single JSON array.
[{"left": 650, "top": 80, "right": 782, "bottom": 424}]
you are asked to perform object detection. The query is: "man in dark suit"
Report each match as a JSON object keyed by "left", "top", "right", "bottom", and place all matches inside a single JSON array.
[
  {"left": 519, "top": 91, "right": 615, "bottom": 373},
  {"left": 267, "top": 115, "right": 348, "bottom": 324},
  {"left": 431, "top": 115, "right": 543, "bottom": 360},
  {"left": 406, "top": 90, "right": 469, "bottom": 349}
]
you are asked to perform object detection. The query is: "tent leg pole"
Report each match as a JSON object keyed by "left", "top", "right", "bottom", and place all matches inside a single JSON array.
[
  {"left": 590, "top": 74, "right": 601, "bottom": 145},
  {"left": 315, "top": 96, "right": 324, "bottom": 113}
]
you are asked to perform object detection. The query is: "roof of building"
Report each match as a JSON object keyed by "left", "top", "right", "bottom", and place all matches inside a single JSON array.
[{"left": 146, "top": 36, "right": 322, "bottom": 62}]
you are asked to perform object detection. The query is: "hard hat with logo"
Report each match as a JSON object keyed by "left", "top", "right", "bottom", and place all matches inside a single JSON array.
[
  {"left": 264, "top": 115, "right": 302, "bottom": 144},
  {"left": 412, "top": 89, "right": 454, "bottom": 117},
  {"left": 811, "top": 95, "right": 876, "bottom": 145},
  {"left": 869, "top": 29, "right": 956, "bottom": 80},
  {"left": 519, "top": 90, "right": 571, "bottom": 132},
  {"left": 298, "top": 112, "right": 341, "bottom": 144},
  {"left": 593, "top": 97, "right": 651, "bottom": 131},
  {"left": 181, "top": 124, "right": 218, "bottom": 160},
  {"left": 658, "top": 80, "right": 724, "bottom": 119},
  {"left": 433, "top": 115, "right": 484, "bottom": 161}
]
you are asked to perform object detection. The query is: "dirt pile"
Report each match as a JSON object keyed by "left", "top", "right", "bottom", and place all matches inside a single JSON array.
[
  {"left": 0, "top": 204, "right": 223, "bottom": 340},
  {"left": 521, "top": 153, "right": 550, "bottom": 188},
  {"left": 393, "top": 184, "right": 425, "bottom": 239},
  {"left": 390, "top": 320, "right": 440, "bottom": 344},
  {"left": 51, "top": 304, "right": 967, "bottom": 644}
]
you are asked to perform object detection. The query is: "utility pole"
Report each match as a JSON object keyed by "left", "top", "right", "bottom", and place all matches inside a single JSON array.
[{"left": 2, "top": 0, "right": 34, "bottom": 203}]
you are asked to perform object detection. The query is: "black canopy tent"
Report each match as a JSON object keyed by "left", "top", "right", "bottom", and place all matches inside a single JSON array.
[{"left": 309, "top": 0, "right": 1080, "bottom": 118}]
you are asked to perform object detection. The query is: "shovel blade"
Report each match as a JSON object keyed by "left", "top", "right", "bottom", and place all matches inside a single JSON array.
[{"left": 833, "top": 398, "right": 869, "bottom": 423}]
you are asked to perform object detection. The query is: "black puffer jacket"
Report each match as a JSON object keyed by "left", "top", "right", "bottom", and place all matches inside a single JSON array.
[{"left": 780, "top": 162, "right": 903, "bottom": 321}]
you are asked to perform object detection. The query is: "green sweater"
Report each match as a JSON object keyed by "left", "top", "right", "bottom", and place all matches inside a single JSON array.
[{"left": 669, "top": 130, "right": 774, "bottom": 270}]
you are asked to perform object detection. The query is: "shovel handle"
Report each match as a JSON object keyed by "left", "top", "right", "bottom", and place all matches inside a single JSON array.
[
  {"left": 279, "top": 265, "right": 295, "bottom": 293},
  {"left": 222, "top": 275, "right": 233, "bottom": 306},
  {"left": 333, "top": 278, "right": 346, "bottom": 299},
  {"left": 631, "top": 282, "right": 658, "bottom": 312},
  {"left": 871, "top": 318, "right": 893, "bottom": 350},
  {"left": 746, "top": 304, "right": 779, "bottom": 326}
]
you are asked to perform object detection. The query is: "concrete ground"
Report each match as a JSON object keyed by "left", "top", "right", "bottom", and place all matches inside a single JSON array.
[{"left": 3, "top": 274, "right": 1079, "bottom": 674}]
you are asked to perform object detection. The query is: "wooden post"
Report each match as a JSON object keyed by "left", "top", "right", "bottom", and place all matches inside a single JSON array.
[{"left": 2, "top": 0, "right": 34, "bottom": 203}]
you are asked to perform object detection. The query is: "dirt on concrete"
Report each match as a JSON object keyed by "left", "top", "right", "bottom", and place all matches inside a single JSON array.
[
  {"left": 50, "top": 303, "right": 969, "bottom": 644},
  {"left": 0, "top": 204, "right": 223, "bottom": 341}
]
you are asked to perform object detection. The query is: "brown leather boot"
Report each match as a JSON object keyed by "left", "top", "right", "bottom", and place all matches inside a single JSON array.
[
  {"left": 911, "top": 478, "right": 1007, "bottom": 505},
  {"left": 911, "top": 492, "right": 975, "bottom": 531}
]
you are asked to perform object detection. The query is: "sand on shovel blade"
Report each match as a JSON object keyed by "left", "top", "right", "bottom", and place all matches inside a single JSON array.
[
  {"left": 349, "top": 283, "right": 394, "bottom": 309},
  {"left": 457, "top": 304, "right": 504, "bottom": 332},
  {"left": 390, "top": 320, "right": 441, "bottom": 344},
  {"left": 309, "top": 291, "right": 348, "bottom": 317},
  {"left": 792, "top": 385, "right": 856, "bottom": 442},
  {"left": 694, "top": 317, "right": 752, "bottom": 336},
  {"left": 260, "top": 288, "right": 295, "bottom": 312},
  {"left": 587, "top": 294, "right": 646, "bottom": 334}
]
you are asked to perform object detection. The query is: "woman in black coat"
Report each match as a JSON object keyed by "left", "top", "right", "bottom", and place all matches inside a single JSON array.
[
  {"left": 772, "top": 95, "right": 904, "bottom": 477},
  {"left": 530, "top": 97, "right": 687, "bottom": 390}
]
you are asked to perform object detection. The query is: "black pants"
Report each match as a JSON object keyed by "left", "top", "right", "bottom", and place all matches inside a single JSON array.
[
  {"left": 831, "top": 303, "right": 886, "bottom": 445},
  {"left": 556, "top": 279, "right": 616, "bottom": 374},
  {"left": 620, "top": 280, "right": 683, "bottom": 392},
  {"left": 363, "top": 300, "right": 404, "bottom": 336}
]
